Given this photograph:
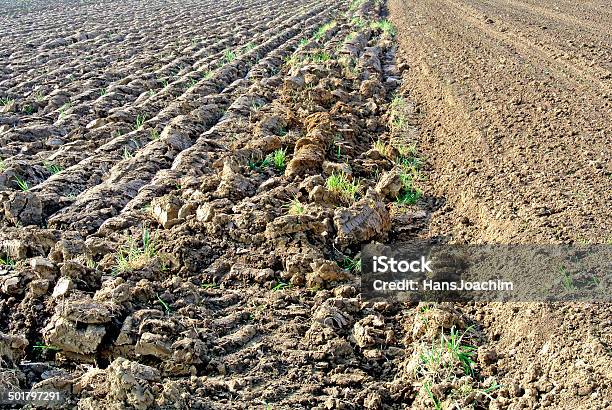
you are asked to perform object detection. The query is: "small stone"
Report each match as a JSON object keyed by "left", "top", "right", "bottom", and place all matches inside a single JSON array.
[
  {"left": 177, "top": 202, "right": 196, "bottom": 219},
  {"left": 135, "top": 332, "right": 172, "bottom": 359},
  {"left": 196, "top": 203, "right": 215, "bottom": 222},
  {"left": 322, "top": 161, "right": 352, "bottom": 176},
  {"left": 151, "top": 194, "right": 184, "bottom": 229},
  {"left": 3, "top": 192, "right": 43, "bottom": 226},
  {"left": 375, "top": 170, "right": 403, "bottom": 200},
  {"left": 86, "top": 118, "right": 107, "bottom": 130},
  {"left": 1, "top": 277, "right": 21, "bottom": 294},
  {"left": 43, "top": 316, "right": 105, "bottom": 354},
  {"left": 284, "top": 75, "right": 305, "bottom": 91},
  {"left": 29, "top": 279, "right": 50, "bottom": 297},
  {"left": 307, "top": 260, "right": 348, "bottom": 288},
  {"left": 52, "top": 277, "right": 73, "bottom": 299},
  {"left": 30, "top": 257, "right": 57, "bottom": 277}
]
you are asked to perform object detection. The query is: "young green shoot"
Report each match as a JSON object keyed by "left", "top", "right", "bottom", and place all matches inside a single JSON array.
[
  {"left": 313, "top": 21, "right": 337, "bottom": 41},
  {"left": 44, "top": 161, "right": 63, "bottom": 175},
  {"left": 58, "top": 102, "right": 71, "bottom": 119},
  {"left": 326, "top": 172, "right": 359, "bottom": 203},
  {"left": 396, "top": 171, "right": 422, "bottom": 205},
  {"left": 123, "top": 147, "right": 133, "bottom": 159},
  {"left": 371, "top": 19, "right": 397, "bottom": 36},
  {"left": 424, "top": 381, "right": 442, "bottom": 410},
  {"left": 250, "top": 101, "right": 264, "bottom": 112},
  {"left": 114, "top": 225, "right": 157, "bottom": 274},
  {"left": 32, "top": 342, "right": 60, "bottom": 351},
  {"left": 560, "top": 266, "right": 574, "bottom": 290},
  {"left": 0, "top": 97, "right": 15, "bottom": 106},
  {"left": 351, "top": 17, "right": 366, "bottom": 29},
  {"left": 311, "top": 51, "right": 331, "bottom": 63},
  {"left": 134, "top": 114, "right": 146, "bottom": 130},
  {"left": 85, "top": 258, "right": 98, "bottom": 270},
  {"left": 287, "top": 197, "right": 306, "bottom": 216},
  {"left": 156, "top": 293, "right": 172, "bottom": 315},
  {"left": 0, "top": 256, "right": 16, "bottom": 267},
  {"left": 248, "top": 155, "right": 271, "bottom": 170},
  {"left": 373, "top": 139, "right": 392, "bottom": 157},
  {"left": 271, "top": 148, "right": 287, "bottom": 171},
  {"left": 349, "top": 0, "right": 367, "bottom": 11},
  {"left": 272, "top": 281, "right": 291, "bottom": 292},
  {"left": 187, "top": 79, "right": 198, "bottom": 89},
  {"left": 14, "top": 177, "right": 29, "bottom": 192},
  {"left": 340, "top": 256, "right": 361, "bottom": 273},
  {"left": 241, "top": 42, "right": 256, "bottom": 53},
  {"left": 224, "top": 49, "right": 236, "bottom": 63}
]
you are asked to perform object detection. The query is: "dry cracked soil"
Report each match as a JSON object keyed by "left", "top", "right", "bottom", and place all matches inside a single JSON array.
[{"left": 0, "top": 0, "right": 610, "bottom": 409}]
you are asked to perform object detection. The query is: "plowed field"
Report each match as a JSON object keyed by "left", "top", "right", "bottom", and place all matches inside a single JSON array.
[{"left": 0, "top": 0, "right": 610, "bottom": 408}]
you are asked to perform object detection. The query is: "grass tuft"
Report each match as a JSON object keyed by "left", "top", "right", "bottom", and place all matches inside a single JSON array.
[
  {"left": 340, "top": 256, "right": 361, "bottom": 273},
  {"left": 396, "top": 170, "right": 422, "bottom": 205},
  {"left": 311, "top": 51, "right": 331, "bottom": 63},
  {"left": 134, "top": 114, "right": 146, "bottom": 130},
  {"left": 272, "top": 281, "right": 291, "bottom": 292},
  {"left": 44, "top": 161, "right": 62, "bottom": 175},
  {"left": 223, "top": 49, "right": 236, "bottom": 63},
  {"left": 0, "top": 256, "right": 16, "bottom": 267},
  {"left": 113, "top": 225, "right": 157, "bottom": 274},
  {"left": 0, "top": 97, "right": 15, "bottom": 106},
  {"left": 326, "top": 172, "right": 359, "bottom": 203},
  {"left": 14, "top": 177, "right": 29, "bottom": 192},
  {"left": 271, "top": 148, "right": 287, "bottom": 171},
  {"left": 416, "top": 326, "right": 477, "bottom": 381},
  {"left": 313, "top": 21, "right": 337, "bottom": 41},
  {"left": 287, "top": 197, "right": 305, "bottom": 216},
  {"left": 156, "top": 293, "right": 172, "bottom": 315},
  {"left": 371, "top": 19, "right": 397, "bottom": 36}
]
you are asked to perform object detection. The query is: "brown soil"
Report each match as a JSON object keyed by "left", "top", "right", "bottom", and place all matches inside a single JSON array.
[
  {"left": 0, "top": 0, "right": 610, "bottom": 409},
  {"left": 389, "top": 0, "right": 612, "bottom": 408},
  {"left": 389, "top": 0, "right": 611, "bottom": 244}
]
